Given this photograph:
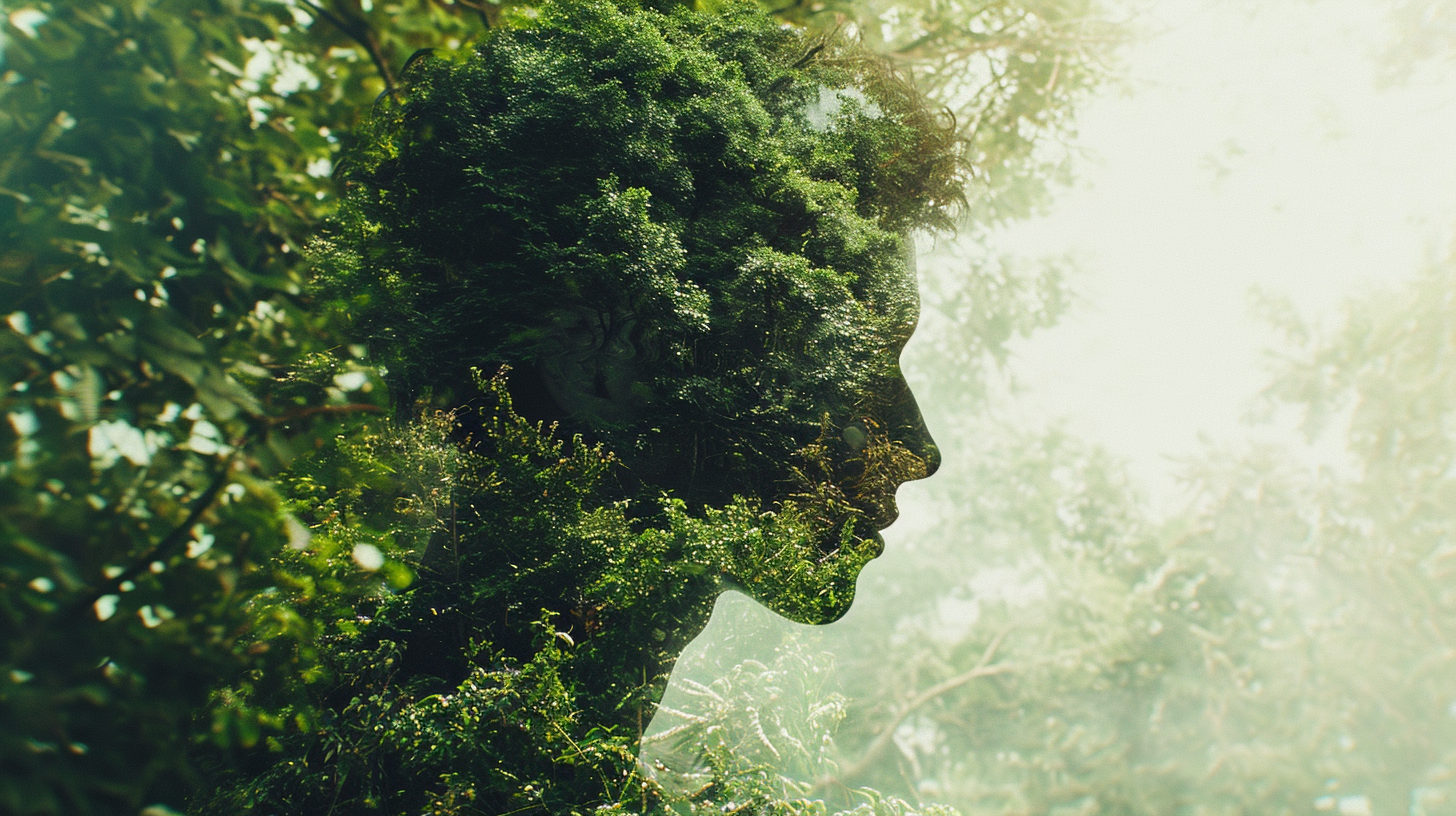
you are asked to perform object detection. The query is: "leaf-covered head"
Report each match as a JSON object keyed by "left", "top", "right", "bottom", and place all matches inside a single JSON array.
[{"left": 319, "top": 0, "right": 957, "bottom": 620}]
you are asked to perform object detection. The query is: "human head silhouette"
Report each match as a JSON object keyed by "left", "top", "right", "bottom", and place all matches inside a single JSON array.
[{"left": 320, "top": 0, "right": 959, "bottom": 624}]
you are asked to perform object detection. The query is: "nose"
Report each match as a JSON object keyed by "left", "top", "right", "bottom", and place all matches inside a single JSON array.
[
  {"left": 912, "top": 419, "right": 940, "bottom": 479},
  {"left": 883, "top": 371, "right": 940, "bottom": 480},
  {"left": 902, "top": 397, "right": 940, "bottom": 479}
]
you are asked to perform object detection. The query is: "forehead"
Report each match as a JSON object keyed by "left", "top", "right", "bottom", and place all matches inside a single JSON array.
[{"left": 856, "top": 238, "right": 921, "bottom": 341}]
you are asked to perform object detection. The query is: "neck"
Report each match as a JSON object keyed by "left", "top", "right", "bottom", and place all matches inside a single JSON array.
[{"left": 410, "top": 535, "right": 722, "bottom": 741}]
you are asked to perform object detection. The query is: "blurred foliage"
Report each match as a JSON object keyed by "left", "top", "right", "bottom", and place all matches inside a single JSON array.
[
  {"left": 908, "top": 241, "right": 1074, "bottom": 419},
  {"left": 1380, "top": 0, "right": 1456, "bottom": 85},
  {"left": 0, "top": 0, "right": 1123, "bottom": 813},
  {"left": 0, "top": 0, "right": 484, "bottom": 812},
  {"left": 772, "top": 0, "right": 1127, "bottom": 224},
  {"left": 648, "top": 639, "right": 958, "bottom": 816}
]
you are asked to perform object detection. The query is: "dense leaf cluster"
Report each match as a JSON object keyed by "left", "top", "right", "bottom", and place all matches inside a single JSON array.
[
  {"left": 0, "top": 0, "right": 479, "bottom": 812},
  {"left": 317, "top": 0, "right": 959, "bottom": 509},
  {"left": 200, "top": 374, "right": 911, "bottom": 814},
  {"left": 0, "top": 2, "right": 329, "bottom": 810}
]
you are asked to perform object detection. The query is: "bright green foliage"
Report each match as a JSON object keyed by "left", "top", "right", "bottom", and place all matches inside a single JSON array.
[{"left": 0, "top": 0, "right": 480, "bottom": 812}]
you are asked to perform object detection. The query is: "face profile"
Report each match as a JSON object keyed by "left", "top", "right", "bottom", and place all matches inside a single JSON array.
[
  {"left": 528, "top": 242, "right": 940, "bottom": 623},
  {"left": 321, "top": 0, "right": 958, "bottom": 628}
]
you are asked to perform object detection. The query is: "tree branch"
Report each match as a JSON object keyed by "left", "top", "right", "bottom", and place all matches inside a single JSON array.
[
  {"left": 63, "top": 447, "right": 242, "bottom": 623},
  {"left": 815, "top": 627, "right": 1014, "bottom": 792},
  {"left": 268, "top": 402, "right": 384, "bottom": 425},
  {"left": 299, "top": 0, "right": 398, "bottom": 98}
]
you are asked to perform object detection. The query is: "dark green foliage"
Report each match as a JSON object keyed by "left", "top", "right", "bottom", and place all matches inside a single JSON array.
[
  {"left": 198, "top": 379, "right": 671, "bottom": 813},
  {"left": 198, "top": 372, "right": 905, "bottom": 813},
  {"left": 317, "top": 0, "right": 956, "bottom": 517},
  {"left": 0, "top": 0, "right": 1122, "bottom": 812},
  {"left": 0, "top": 0, "right": 938, "bottom": 806}
]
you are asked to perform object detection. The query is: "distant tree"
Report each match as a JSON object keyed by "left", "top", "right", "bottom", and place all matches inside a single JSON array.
[{"left": 1235, "top": 260, "right": 1456, "bottom": 815}]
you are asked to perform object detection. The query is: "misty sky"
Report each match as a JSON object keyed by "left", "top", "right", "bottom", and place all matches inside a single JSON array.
[{"left": 964, "top": 0, "right": 1456, "bottom": 513}]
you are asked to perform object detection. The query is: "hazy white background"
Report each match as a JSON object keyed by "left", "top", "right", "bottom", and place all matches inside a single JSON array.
[
  {"left": 649, "top": 0, "right": 1456, "bottom": 785},
  {"left": 972, "top": 0, "right": 1456, "bottom": 514}
]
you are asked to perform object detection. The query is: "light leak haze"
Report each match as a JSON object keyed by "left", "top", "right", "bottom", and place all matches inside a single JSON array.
[{"left": 990, "top": 0, "right": 1456, "bottom": 514}]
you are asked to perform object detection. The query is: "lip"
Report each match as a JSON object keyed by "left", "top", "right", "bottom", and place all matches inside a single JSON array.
[
  {"left": 835, "top": 435, "right": 930, "bottom": 535},
  {"left": 873, "top": 498, "right": 900, "bottom": 531},
  {"left": 852, "top": 490, "right": 900, "bottom": 533}
]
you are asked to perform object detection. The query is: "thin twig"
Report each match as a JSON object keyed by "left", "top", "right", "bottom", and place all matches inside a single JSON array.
[
  {"left": 790, "top": 42, "right": 827, "bottom": 70},
  {"left": 1043, "top": 53, "right": 1062, "bottom": 95},
  {"left": 299, "top": 0, "right": 398, "bottom": 97},
  {"left": 815, "top": 627, "right": 1014, "bottom": 792},
  {"left": 66, "top": 447, "right": 243, "bottom": 621},
  {"left": 269, "top": 403, "right": 384, "bottom": 425}
]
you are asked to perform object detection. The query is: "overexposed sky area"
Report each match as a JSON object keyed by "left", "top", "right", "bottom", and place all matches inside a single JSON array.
[{"left": 985, "top": 0, "right": 1456, "bottom": 512}]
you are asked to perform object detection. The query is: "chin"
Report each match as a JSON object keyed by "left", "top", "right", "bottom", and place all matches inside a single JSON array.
[{"left": 734, "top": 530, "right": 884, "bottom": 626}]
